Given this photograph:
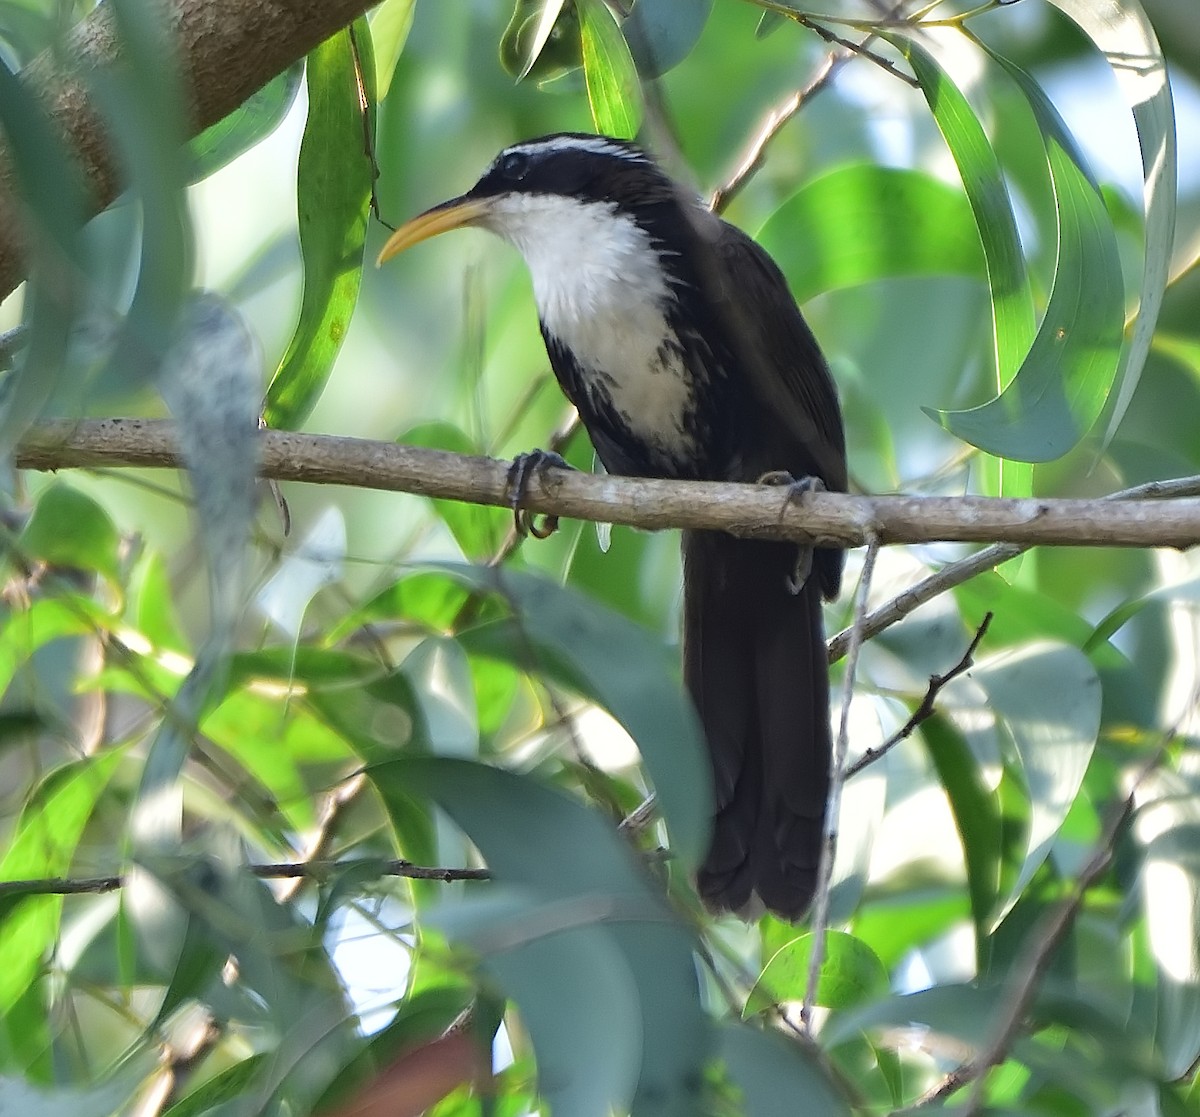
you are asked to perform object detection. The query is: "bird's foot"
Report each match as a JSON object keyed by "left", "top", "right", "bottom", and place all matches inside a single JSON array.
[
  {"left": 756, "top": 471, "right": 822, "bottom": 595},
  {"left": 506, "top": 449, "right": 572, "bottom": 539}
]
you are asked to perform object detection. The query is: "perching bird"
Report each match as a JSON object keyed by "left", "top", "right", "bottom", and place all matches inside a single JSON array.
[{"left": 378, "top": 133, "right": 846, "bottom": 921}]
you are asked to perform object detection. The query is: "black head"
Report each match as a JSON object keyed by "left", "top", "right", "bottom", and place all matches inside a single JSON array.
[{"left": 376, "top": 133, "right": 689, "bottom": 265}]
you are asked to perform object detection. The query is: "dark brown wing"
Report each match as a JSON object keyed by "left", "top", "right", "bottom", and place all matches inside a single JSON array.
[{"left": 705, "top": 216, "right": 848, "bottom": 494}]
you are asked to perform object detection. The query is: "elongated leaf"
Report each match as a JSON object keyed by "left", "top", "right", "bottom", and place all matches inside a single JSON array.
[
  {"left": 756, "top": 166, "right": 985, "bottom": 306},
  {"left": 187, "top": 66, "right": 302, "bottom": 184},
  {"left": 0, "top": 58, "right": 86, "bottom": 450},
  {"left": 929, "top": 47, "right": 1125, "bottom": 462},
  {"left": 623, "top": 0, "right": 712, "bottom": 78},
  {"left": 447, "top": 564, "right": 711, "bottom": 871},
  {"left": 888, "top": 33, "right": 1036, "bottom": 497},
  {"left": 371, "top": 0, "right": 417, "bottom": 99},
  {"left": 264, "top": 21, "right": 375, "bottom": 429},
  {"left": 579, "top": 0, "right": 642, "bottom": 140},
  {"left": 1047, "top": 0, "right": 1177, "bottom": 449},
  {"left": 976, "top": 642, "right": 1100, "bottom": 922},
  {"left": 922, "top": 713, "right": 1002, "bottom": 941},
  {"left": 372, "top": 757, "right": 711, "bottom": 1117},
  {"left": 87, "top": 0, "right": 192, "bottom": 397},
  {"left": 1134, "top": 771, "right": 1200, "bottom": 1078},
  {"left": 0, "top": 751, "right": 124, "bottom": 1012}
]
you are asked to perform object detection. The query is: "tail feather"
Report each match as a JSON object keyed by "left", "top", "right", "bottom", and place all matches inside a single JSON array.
[{"left": 683, "top": 529, "right": 832, "bottom": 921}]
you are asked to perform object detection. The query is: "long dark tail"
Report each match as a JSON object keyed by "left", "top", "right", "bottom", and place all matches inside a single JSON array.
[{"left": 683, "top": 530, "right": 832, "bottom": 921}]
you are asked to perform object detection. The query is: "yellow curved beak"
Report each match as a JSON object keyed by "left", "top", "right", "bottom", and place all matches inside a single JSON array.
[{"left": 376, "top": 196, "right": 493, "bottom": 266}]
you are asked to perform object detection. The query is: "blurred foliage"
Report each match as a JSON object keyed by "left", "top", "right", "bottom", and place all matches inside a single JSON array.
[{"left": 0, "top": 0, "right": 1198, "bottom": 1114}]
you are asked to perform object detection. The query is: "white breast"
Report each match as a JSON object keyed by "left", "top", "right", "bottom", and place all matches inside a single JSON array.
[{"left": 482, "top": 193, "right": 696, "bottom": 458}]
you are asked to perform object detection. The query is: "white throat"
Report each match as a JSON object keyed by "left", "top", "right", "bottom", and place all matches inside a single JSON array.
[{"left": 483, "top": 192, "right": 697, "bottom": 464}]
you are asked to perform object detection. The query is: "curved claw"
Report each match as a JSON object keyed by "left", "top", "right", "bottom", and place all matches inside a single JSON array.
[
  {"left": 506, "top": 449, "right": 572, "bottom": 539},
  {"left": 757, "top": 470, "right": 825, "bottom": 595}
]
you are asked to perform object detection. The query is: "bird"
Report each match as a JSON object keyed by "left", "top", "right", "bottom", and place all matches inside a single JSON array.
[{"left": 377, "top": 133, "right": 846, "bottom": 921}]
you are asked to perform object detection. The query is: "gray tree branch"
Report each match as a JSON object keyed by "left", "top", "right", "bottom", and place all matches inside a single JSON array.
[{"left": 15, "top": 417, "right": 1200, "bottom": 550}]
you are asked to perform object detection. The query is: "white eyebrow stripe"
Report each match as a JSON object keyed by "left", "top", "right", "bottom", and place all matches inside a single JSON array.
[{"left": 506, "top": 135, "right": 648, "bottom": 164}]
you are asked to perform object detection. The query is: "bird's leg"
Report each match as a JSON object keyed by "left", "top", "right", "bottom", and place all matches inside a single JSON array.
[
  {"left": 506, "top": 449, "right": 573, "bottom": 539},
  {"left": 756, "top": 471, "right": 825, "bottom": 595}
]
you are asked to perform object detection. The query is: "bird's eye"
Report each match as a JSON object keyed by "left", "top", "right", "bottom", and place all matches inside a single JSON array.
[{"left": 499, "top": 150, "right": 531, "bottom": 180}]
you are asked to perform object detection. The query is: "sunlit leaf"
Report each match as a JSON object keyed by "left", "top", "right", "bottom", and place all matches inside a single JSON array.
[
  {"left": 929, "top": 46, "right": 1125, "bottom": 462},
  {"left": 187, "top": 65, "right": 302, "bottom": 184},
  {"left": 756, "top": 166, "right": 985, "bottom": 306},
  {"left": 447, "top": 564, "right": 712, "bottom": 871},
  {"left": 371, "top": 0, "right": 417, "bottom": 99},
  {"left": 264, "top": 21, "right": 375, "bottom": 429},
  {"left": 257, "top": 506, "right": 347, "bottom": 639},
  {"left": 578, "top": 0, "right": 642, "bottom": 140},
  {"left": 746, "top": 930, "right": 888, "bottom": 1015},
  {"left": 976, "top": 642, "right": 1100, "bottom": 922},
  {"left": 1047, "top": 0, "right": 1177, "bottom": 449},
  {"left": 922, "top": 713, "right": 1002, "bottom": 939},
  {"left": 1134, "top": 770, "right": 1200, "bottom": 1078},
  {"left": 0, "top": 751, "right": 124, "bottom": 1013}
]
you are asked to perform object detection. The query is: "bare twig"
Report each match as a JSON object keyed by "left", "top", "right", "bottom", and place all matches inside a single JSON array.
[
  {"left": 939, "top": 745, "right": 1168, "bottom": 1112},
  {"left": 826, "top": 473, "right": 1200, "bottom": 663},
  {"left": 0, "top": 857, "right": 491, "bottom": 898},
  {"left": 844, "top": 611, "right": 992, "bottom": 778},
  {"left": 16, "top": 420, "right": 1200, "bottom": 551},
  {"left": 802, "top": 534, "right": 880, "bottom": 1033}
]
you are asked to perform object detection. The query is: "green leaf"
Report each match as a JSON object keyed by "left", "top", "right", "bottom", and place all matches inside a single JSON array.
[
  {"left": 0, "top": 750, "right": 124, "bottom": 1013},
  {"left": 264, "top": 21, "right": 375, "bottom": 429},
  {"left": 400, "top": 423, "right": 506, "bottom": 559},
  {"left": 928, "top": 47, "right": 1125, "bottom": 462},
  {"left": 0, "top": 1049, "right": 156, "bottom": 1117},
  {"left": 370, "top": 0, "right": 417, "bottom": 99},
  {"left": 0, "top": 594, "right": 111, "bottom": 700},
  {"left": 922, "top": 713, "right": 1002, "bottom": 941},
  {"left": 756, "top": 166, "right": 985, "bottom": 306},
  {"left": 578, "top": 0, "right": 643, "bottom": 140},
  {"left": 448, "top": 564, "right": 712, "bottom": 871},
  {"left": 976, "top": 642, "right": 1100, "bottom": 923},
  {"left": 746, "top": 930, "right": 888, "bottom": 1015},
  {"left": 1133, "top": 771, "right": 1200, "bottom": 1078},
  {"left": 622, "top": 0, "right": 713, "bottom": 78},
  {"left": 0, "top": 56, "right": 86, "bottom": 449},
  {"left": 1046, "top": 0, "right": 1177, "bottom": 449},
  {"left": 87, "top": 0, "right": 193, "bottom": 397},
  {"left": 372, "top": 757, "right": 711, "bottom": 1117},
  {"left": 19, "top": 483, "right": 120, "bottom": 583},
  {"left": 187, "top": 66, "right": 302, "bottom": 184},
  {"left": 720, "top": 1023, "right": 851, "bottom": 1117}
]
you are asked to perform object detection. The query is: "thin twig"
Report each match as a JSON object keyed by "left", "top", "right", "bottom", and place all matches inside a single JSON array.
[
  {"left": 0, "top": 858, "right": 491, "bottom": 898},
  {"left": 802, "top": 534, "right": 880, "bottom": 1033},
  {"left": 844, "top": 611, "right": 992, "bottom": 778},
  {"left": 953, "top": 744, "right": 1168, "bottom": 1112},
  {"left": 826, "top": 473, "right": 1200, "bottom": 663}
]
